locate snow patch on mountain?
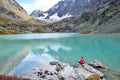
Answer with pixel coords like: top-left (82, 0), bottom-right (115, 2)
top-left (30, 0), bottom-right (90, 22)
top-left (49, 13), bottom-right (72, 21)
top-left (37, 13), bottom-right (72, 22)
top-left (38, 13), bottom-right (48, 21)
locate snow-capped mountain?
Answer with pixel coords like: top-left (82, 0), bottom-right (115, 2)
top-left (30, 0), bottom-right (89, 22)
top-left (46, 0), bottom-right (89, 16)
top-left (30, 10), bottom-right (45, 17)
top-left (30, 0), bottom-right (109, 22)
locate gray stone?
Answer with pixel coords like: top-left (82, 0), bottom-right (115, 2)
top-left (89, 60), bottom-right (105, 69)
top-left (23, 60), bottom-right (105, 80)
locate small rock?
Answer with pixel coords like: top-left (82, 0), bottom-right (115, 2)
top-left (50, 61), bottom-right (59, 65)
top-left (44, 70), bottom-right (49, 74)
top-left (50, 72), bottom-right (53, 75)
top-left (41, 75), bottom-right (46, 78)
top-left (58, 75), bottom-right (65, 80)
top-left (37, 72), bottom-right (42, 76)
top-left (54, 72), bottom-right (58, 75)
top-left (50, 61), bottom-right (63, 70)
top-left (56, 66), bottom-right (61, 72)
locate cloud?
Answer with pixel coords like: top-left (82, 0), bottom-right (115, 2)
top-left (19, 0), bottom-right (61, 14)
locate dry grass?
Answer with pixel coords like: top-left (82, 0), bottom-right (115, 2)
top-left (10, 7), bottom-right (30, 20)
top-left (80, 30), bottom-right (93, 34)
top-left (0, 75), bottom-right (30, 80)
top-left (0, 26), bottom-right (19, 34)
top-left (0, 0), bottom-right (30, 20)
top-left (0, 16), bottom-right (46, 34)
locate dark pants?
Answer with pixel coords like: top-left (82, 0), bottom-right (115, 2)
top-left (81, 64), bottom-right (84, 67)
top-left (78, 61), bottom-right (84, 67)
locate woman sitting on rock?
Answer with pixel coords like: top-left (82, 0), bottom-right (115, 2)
top-left (79, 57), bottom-right (85, 67)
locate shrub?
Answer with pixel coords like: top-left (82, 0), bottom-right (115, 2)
top-left (0, 75), bottom-right (30, 80)
top-left (87, 74), bottom-right (100, 80)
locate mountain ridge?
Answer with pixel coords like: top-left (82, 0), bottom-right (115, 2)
top-left (30, 0), bottom-right (109, 22)
top-left (30, 0), bottom-right (89, 21)
top-left (43, 0), bottom-right (120, 34)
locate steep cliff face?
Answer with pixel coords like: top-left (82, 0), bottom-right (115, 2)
top-left (0, 0), bottom-right (30, 20)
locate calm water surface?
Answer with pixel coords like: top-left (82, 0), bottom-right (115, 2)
top-left (0, 33), bottom-right (120, 80)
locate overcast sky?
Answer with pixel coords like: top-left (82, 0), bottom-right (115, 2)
top-left (16, 0), bottom-right (61, 14)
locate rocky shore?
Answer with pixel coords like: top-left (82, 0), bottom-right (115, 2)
top-left (20, 60), bottom-right (107, 80)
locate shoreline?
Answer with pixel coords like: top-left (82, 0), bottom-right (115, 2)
top-left (1, 59), bottom-right (120, 80)
top-left (9, 60), bottom-right (107, 80)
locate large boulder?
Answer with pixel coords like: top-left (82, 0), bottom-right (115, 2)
top-left (89, 60), bottom-right (106, 69)
top-left (70, 63), bottom-right (104, 80)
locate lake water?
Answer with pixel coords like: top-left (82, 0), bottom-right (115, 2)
top-left (0, 33), bottom-right (120, 80)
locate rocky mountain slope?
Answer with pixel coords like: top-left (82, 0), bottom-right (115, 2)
top-left (0, 0), bottom-right (46, 34)
top-left (30, 10), bottom-right (45, 18)
top-left (0, 0), bottom-right (120, 34)
top-left (0, 0), bottom-right (30, 20)
top-left (30, 0), bottom-right (89, 21)
top-left (44, 0), bottom-right (120, 34)
top-left (30, 0), bottom-right (109, 22)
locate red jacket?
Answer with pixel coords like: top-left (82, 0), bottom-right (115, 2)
top-left (80, 58), bottom-right (85, 64)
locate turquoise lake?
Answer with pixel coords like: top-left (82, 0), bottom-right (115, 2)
top-left (0, 33), bottom-right (120, 80)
